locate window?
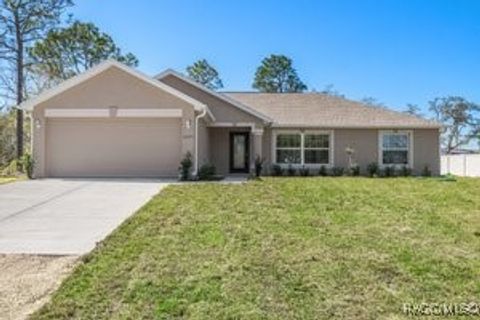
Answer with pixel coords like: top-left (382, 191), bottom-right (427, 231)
top-left (380, 131), bottom-right (412, 166)
top-left (304, 134), bottom-right (330, 164)
top-left (274, 131), bottom-right (331, 165)
top-left (276, 134), bottom-right (301, 164)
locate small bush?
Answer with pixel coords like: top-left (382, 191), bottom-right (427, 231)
top-left (254, 156), bottom-right (265, 177)
top-left (198, 163), bottom-right (217, 181)
top-left (422, 165), bottom-right (432, 177)
top-left (383, 166), bottom-right (396, 177)
top-left (178, 152), bottom-right (193, 181)
top-left (299, 166), bottom-right (310, 176)
top-left (272, 164), bottom-right (283, 176)
top-left (22, 153), bottom-right (34, 179)
top-left (318, 165), bottom-right (327, 176)
top-left (332, 167), bottom-right (344, 176)
top-left (366, 162), bottom-right (379, 177)
top-left (287, 165), bottom-right (296, 176)
top-left (349, 165), bottom-right (360, 176)
top-left (442, 173), bottom-right (456, 182)
top-left (400, 165), bottom-right (412, 177)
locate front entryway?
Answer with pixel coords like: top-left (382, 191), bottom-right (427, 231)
top-left (230, 132), bottom-right (249, 173)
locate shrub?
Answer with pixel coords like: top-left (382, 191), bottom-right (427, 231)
top-left (0, 112), bottom-right (16, 169)
top-left (1, 159), bottom-right (19, 176)
top-left (254, 156), bottom-right (265, 177)
top-left (287, 165), bottom-right (296, 176)
top-left (22, 153), bottom-right (34, 179)
top-left (299, 166), bottom-right (310, 176)
top-left (383, 166), bottom-right (395, 177)
top-left (198, 163), bottom-right (217, 181)
top-left (366, 162), bottom-right (379, 177)
top-left (442, 173), bottom-right (456, 182)
top-left (332, 167), bottom-right (344, 176)
top-left (178, 152), bottom-right (193, 181)
top-left (349, 164), bottom-right (360, 176)
top-left (422, 165), bottom-right (432, 177)
top-left (400, 165), bottom-right (412, 177)
top-left (318, 165), bottom-right (327, 176)
top-left (272, 164), bottom-right (283, 176)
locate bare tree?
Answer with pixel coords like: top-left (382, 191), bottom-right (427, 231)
top-left (429, 96), bottom-right (480, 153)
top-left (361, 96), bottom-right (385, 108)
top-left (320, 84), bottom-right (345, 98)
top-left (0, 0), bottom-right (72, 158)
top-left (404, 103), bottom-right (423, 117)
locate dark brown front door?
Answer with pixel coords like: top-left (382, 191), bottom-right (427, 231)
top-left (230, 132), bottom-right (249, 173)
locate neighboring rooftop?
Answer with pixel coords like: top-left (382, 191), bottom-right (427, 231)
top-left (223, 92), bottom-right (442, 128)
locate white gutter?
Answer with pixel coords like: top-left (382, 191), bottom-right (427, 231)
top-left (193, 106), bottom-right (207, 176)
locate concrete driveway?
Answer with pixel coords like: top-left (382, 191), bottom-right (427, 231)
top-left (0, 179), bottom-right (171, 255)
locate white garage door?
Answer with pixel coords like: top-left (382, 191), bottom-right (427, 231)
top-left (46, 118), bottom-right (182, 177)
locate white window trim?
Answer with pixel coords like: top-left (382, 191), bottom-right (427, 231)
top-left (272, 130), bottom-right (334, 167)
top-left (378, 130), bottom-right (414, 167)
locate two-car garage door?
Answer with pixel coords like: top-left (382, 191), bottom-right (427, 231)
top-left (45, 118), bottom-right (181, 177)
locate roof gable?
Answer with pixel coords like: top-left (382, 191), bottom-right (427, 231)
top-left (18, 60), bottom-right (208, 112)
top-left (155, 69), bottom-right (273, 123)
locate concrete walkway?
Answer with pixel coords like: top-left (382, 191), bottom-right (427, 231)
top-left (0, 179), bottom-right (171, 255)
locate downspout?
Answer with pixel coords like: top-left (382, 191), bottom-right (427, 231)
top-left (193, 106), bottom-right (207, 176)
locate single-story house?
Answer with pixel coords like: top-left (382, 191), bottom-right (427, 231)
top-left (18, 60), bottom-right (442, 178)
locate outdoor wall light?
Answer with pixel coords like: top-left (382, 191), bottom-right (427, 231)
top-left (185, 119), bottom-right (192, 129)
top-left (35, 118), bottom-right (41, 129)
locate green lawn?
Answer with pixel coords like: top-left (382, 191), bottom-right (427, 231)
top-left (32, 178), bottom-right (480, 319)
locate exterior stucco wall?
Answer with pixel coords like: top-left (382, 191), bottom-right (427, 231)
top-left (413, 129), bottom-right (440, 175)
top-left (160, 75), bottom-right (264, 125)
top-left (262, 128), bottom-right (272, 165)
top-left (334, 129), bottom-right (378, 169)
top-left (197, 118), bottom-right (210, 168)
top-left (259, 127), bottom-right (440, 175)
top-left (32, 66), bottom-right (195, 178)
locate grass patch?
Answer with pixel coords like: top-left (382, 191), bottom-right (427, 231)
top-left (31, 178), bottom-right (480, 319)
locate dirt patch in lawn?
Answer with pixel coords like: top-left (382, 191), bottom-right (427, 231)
top-left (0, 254), bottom-right (78, 320)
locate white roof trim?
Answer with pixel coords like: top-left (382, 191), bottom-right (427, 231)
top-left (155, 68), bottom-right (273, 123)
top-left (18, 59), bottom-right (209, 113)
top-left (271, 124), bottom-right (442, 129)
top-left (204, 107), bottom-right (216, 122)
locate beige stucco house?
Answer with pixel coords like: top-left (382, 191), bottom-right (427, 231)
top-left (18, 60), bottom-right (441, 178)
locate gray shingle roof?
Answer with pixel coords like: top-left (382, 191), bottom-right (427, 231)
top-left (223, 92), bottom-right (441, 128)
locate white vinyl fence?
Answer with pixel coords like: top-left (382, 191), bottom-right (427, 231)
top-left (441, 154), bottom-right (480, 177)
